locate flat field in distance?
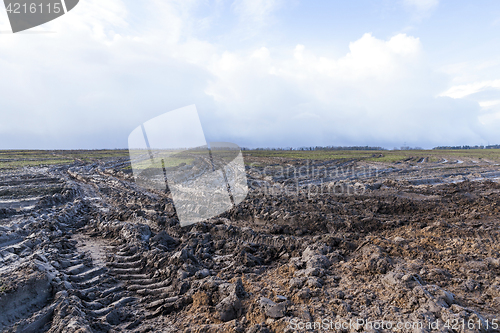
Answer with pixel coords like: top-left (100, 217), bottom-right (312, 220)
top-left (243, 148), bottom-right (500, 164)
top-left (0, 149), bottom-right (129, 169)
top-left (2, 148), bottom-right (499, 169)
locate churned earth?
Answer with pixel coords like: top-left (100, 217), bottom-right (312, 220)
top-left (1, 151), bottom-right (500, 332)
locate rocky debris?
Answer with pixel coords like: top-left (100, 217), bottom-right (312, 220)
top-left (275, 295), bottom-right (287, 302)
top-left (150, 230), bottom-right (179, 251)
top-left (288, 277), bottom-right (305, 289)
top-left (216, 294), bottom-right (242, 322)
top-left (209, 278), bottom-right (246, 322)
top-left (259, 297), bottom-right (288, 318)
top-left (246, 324), bottom-right (271, 333)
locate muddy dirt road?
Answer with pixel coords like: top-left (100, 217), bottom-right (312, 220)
top-left (1, 155), bottom-right (500, 332)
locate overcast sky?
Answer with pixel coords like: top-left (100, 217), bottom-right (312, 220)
top-left (1, 0), bottom-right (500, 149)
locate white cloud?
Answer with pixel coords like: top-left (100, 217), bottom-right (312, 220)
top-left (403, 0), bottom-right (439, 12)
top-left (232, 0), bottom-right (283, 26)
top-left (229, 0), bottom-right (286, 39)
top-left (479, 100), bottom-right (500, 108)
top-left (439, 80), bottom-right (500, 99)
top-left (0, 0), bottom-right (494, 149)
top-left (0, 0), bottom-right (220, 148)
top-left (204, 33), bottom-right (422, 108)
top-left (251, 46), bottom-right (270, 59)
top-left (293, 112), bottom-right (320, 120)
top-left (438, 78), bottom-right (500, 142)
top-left (202, 33), bottom-right (487, 148)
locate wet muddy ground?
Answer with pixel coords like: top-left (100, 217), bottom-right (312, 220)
top-left (1, 154), bottom-right (500, 332)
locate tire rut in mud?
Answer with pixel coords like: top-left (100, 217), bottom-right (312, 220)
top-left (2, 157), bottom-right (500, 332)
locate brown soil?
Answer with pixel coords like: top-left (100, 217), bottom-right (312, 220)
top-left (0, 156), bottom-right (499, 332)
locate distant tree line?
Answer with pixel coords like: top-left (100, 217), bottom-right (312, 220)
top-left (241, 146), bottom-right (386, 151)
top-left (395, 146), bottom-right (423, 150)
top-left (432, 145), bottom-right (500, 150)
top-left (241, 144), bottom-right (500, 151)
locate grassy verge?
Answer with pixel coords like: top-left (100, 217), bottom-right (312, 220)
top-left (0, 159), bottom-right (75, 169)
top-left (243, 149), bottom-right (500, 163)
top-left (0, 149), bottom-right (129, 169)
top-left (2, 148), bottom-right (500, 170)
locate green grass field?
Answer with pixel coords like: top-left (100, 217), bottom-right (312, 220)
top-left (243, 149), bottom-right (500, 163)
top-left (0, 150), bottom-right (129, 169)
top-left (1, 149), bottom-right (500, 170)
